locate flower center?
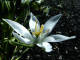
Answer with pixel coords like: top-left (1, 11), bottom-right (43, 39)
top-left (32, 20), bottom-right (44, 37)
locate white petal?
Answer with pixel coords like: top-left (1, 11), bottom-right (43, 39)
top-left (21, 0), bottom-right (27, 3)
top-left (21, 0), bottom-right (32, 3)
top-left (52, 34), bottom-right (76, 42)
top-left (12, 32), bottom-right (33, 44)
top-left (43, 14), bottom-right (62, 34)
top-left (29, 13), bottom-right (40, 32)
top-left (3, 19), bottom-right (32, 39)
top-left (38, 33), bottom-right (47, 43)
top-left (44, 34), bottom-right (76, 42)
top-left (36, 0), bottom-right (42, 4)
top-left (37, 42), bottom-right (52, 52)
top-left (43, 36), bottom-right (55, 42)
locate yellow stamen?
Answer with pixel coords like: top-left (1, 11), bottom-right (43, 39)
top-left (32, 24), bottom-right (44, 37)
top-left (32, 32), bottom-right (40, 37)
top-left (32, 19), bottom-right (45, 37)
top-left (35, 20), bottom-right (38, 32)
top-left (40, 24), bottom-right (44, 33)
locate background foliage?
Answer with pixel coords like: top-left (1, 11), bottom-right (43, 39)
top-left (0, 0), bottom-right (80, 60)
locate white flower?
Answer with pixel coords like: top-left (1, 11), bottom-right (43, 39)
top-left (21, 0), bottom-right (32, 3)
top-left (36, 0), bottom-right (43, 4)
top-left (3, 13), bottom-right (76, 52)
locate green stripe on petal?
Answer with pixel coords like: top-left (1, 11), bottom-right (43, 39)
top-left (29, 13), bottom-right (40, 32)
top-left (43, 14), bottom-right (62, 34)
top-left (12, 32), bottom-right (33, 44)
top-left (3, 19), bottom-right (32, 39)
top-left (44, 34), bottom-right (76, 42)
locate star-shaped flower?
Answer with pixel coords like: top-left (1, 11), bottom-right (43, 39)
top-left (3, 13), bottom-right (76, 52)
